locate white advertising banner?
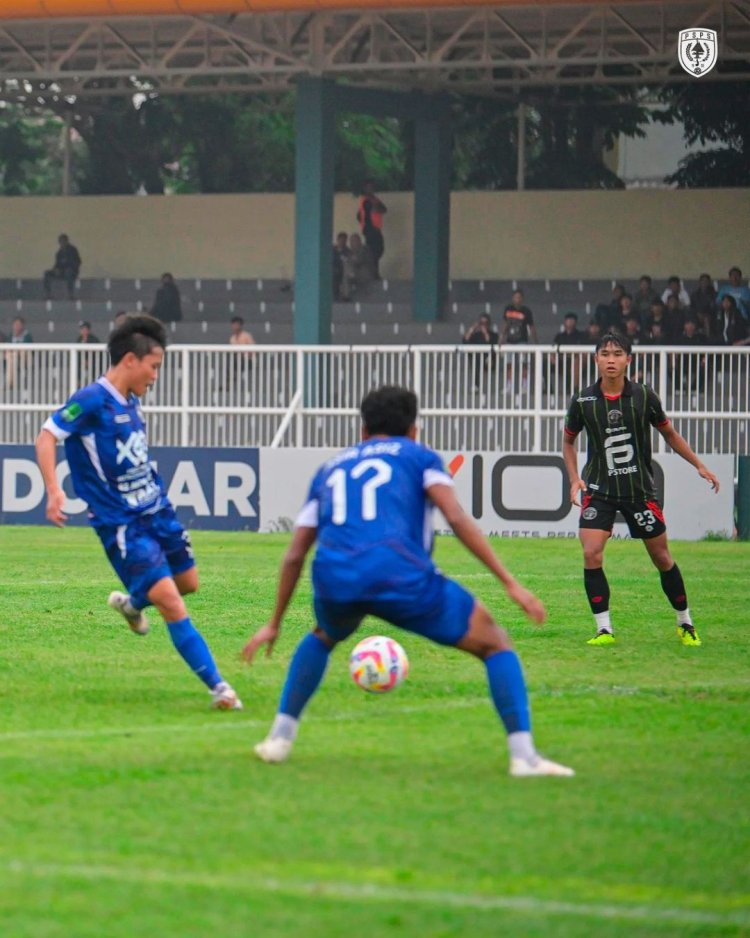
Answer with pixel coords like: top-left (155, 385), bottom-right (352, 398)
top-left (259, 449), bottom-right (735, 541)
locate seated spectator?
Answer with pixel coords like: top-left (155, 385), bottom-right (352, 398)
top-left (43, 233), bottom-right (81, 300)
top-left (77, 321), bottom-right (100, 344)
top-left (689, 273), bottom-right (717, 323)
top-left (716, 266), bottom-right (750, 320)
top-left (332, 232), bottom-right (350, 301)
top-left (661, 275), bottom-right (690, 310)
top-left (586, 321), bottom-right (603, 345)
top-left (671, 317), bottom-right (709, 393)
top-left (645, 299), bottom-right (675, 342)
top-left (463, 313), bottom-right (498, 390)
top-left (665, 294), bottom-right (686, 340)
top-left (593, 283), bottom-right (625, 331)
top-left (555, 312), bottom-right (586, 346)
top-left (347, 233), bottom-right (376, 295)
top-left (151, 273), bottom-right (182, 322)
top-left (623, 315), bottom-right (645, 346)
top-left (612, 294), bottom-right (638, 335)
top-left (676, 316), bottom-right (707, 347)
top-left (717, 294), bottom-right (750, 346)
top-left (646, 320), bottom-right (669, 346)
top-left (6, 316), bottom-right (32, 390)
top-left (501, 289), bottom-right (538, 344)
top-left (632, 275), bottom-right (659, 322)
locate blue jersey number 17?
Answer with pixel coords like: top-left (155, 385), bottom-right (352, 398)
top-left (326, 458), bottom-right (393, 525)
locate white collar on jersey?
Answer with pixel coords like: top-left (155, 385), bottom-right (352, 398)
top-left (97, 375), bottom-right (129, 406)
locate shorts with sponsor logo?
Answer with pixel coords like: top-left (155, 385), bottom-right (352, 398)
top-left (92, 505), bottom-right (195, 608)
top-left (579, 493), bottom-right (666, 540)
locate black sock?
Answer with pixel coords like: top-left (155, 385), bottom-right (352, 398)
top-left (584, 567), bottom-right (610, 615)
top-left (660, 563), bottom-right (688, 611)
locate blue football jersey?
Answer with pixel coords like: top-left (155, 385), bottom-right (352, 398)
top-left (43, 376), bottom-right (167, 525)
top-left (297, 437), bottom-right (453, 602)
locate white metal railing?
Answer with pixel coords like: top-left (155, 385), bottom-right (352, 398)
top-left (1, 343), bottom-right (748, 456)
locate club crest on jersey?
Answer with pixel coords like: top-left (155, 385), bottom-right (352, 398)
top-left (678, 29), bottom-right (718, 77)
top-left (608, 409), bottom-right (623, 425)
top-left (582, 506), bottom-right (598, 520)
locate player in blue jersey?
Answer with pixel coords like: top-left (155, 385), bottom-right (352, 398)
top-left (242, 386), bottom-right (573, 776)
top-left (35, 313), bottom-right (242, 710)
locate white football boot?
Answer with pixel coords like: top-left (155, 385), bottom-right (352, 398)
top-left (510, 756), bottom-right (575, 777)
top-left (108, 591), bottom-right (149, 636)
top-left (254, 736), bottom-right (294, 764)
top-left (210, 681), bottom-right (243, 711)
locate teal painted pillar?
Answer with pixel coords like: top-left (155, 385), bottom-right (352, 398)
top-left (413, 115), bottom-right (450, 322)
top-left (294, 78), bottom-right (336, 345)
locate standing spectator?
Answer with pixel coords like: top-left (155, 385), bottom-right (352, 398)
top-left (716, 267), bottom-right (750, 320)
top-left (347, 234), bottom-right (376, 295)
top-left (593, 283), bottom-right (625, 332)
top-left (43, 233), bottom-right (81, 300)
top-left (356, 180), bottom-right (387, 278)
top-left (661, 276), bottom-right (690, 310)
top-left (689, 273), bottom-right (717, 323)
top-left (151, 273), bottom-right (182, 322)
top-left (332, 232), bottom-right (350, 301)
top-left (553, 313), bottom-right (586, 395)
top-left (229, 316), bottom-right (255, 349)
top-left (77, 321), bottom-right (100, 344)
top-left (6, 316), bottom-right (32, 390)
top-left (500, 289), bottom-right (538, 344)
top-left (632, 275), bottom-right (659, 323)
top-left (463, 313), bottom-right (498, 391)
top-left (718, 295), bottom-right (750, 346)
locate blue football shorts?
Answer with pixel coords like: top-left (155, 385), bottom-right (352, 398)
top-left (313, 573), bottom-right (476, 647)
top-left (92, 505), bottom-right (195, 608)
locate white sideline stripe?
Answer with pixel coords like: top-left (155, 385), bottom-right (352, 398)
top-left (5, 860), bottom-right (747, 928)
top-left (0, 698), bottom-right (488, 743)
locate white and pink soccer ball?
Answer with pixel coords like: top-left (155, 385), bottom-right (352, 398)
top-left (349, 635), bottom-right (409, 693)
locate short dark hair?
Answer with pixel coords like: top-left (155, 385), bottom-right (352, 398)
top-left (596, 332), bottom-right (632, 355)
top-left (564, 312), bottom-right (578, 321)
top-left (360, 386), bottom-right (417, 437)
top-left (639, 275), bottom-right (652, 285)
top-left (668, 275), bottom-right (680, 285)
top-left (108, 313), bottom-right (167, 365)
top-left (729, 266), bottom-right (742, 276)
top-left (230, 316), bottom-right (244, 326)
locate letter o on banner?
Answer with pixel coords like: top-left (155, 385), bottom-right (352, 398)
top-left (491, 455), bottom-right (570, 522)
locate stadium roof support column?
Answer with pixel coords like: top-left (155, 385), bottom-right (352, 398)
top-left (294, 77), bottom-right (336, 345)
top-left (413, 112), bottom-right (450, 322)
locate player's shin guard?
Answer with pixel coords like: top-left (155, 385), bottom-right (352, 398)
top-left (166, 617), bottom-right (222, 689)
top-left (660, 563), bottom-right (688, 611)
top-left (278, 632), bottom-right (331, 720)
top-left (484, 650), bottom-right (531, 736)
top-left (584, 567), bottom-right (610, 614)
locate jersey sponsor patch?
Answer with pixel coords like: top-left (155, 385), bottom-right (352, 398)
top-left (115, 414), bottom-right (131, 424)
top-left (61, 402), bottom-right (83, 422)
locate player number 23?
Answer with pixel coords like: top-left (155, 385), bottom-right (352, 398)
top-left (327, 458), bottom-right (393, 525)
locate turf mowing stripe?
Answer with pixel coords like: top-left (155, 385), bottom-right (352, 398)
top-left (5, 860), bottom-right (747, 928)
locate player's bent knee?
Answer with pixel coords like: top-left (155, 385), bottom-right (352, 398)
top-left (456, 603), bottom-right (512, 660)
top-left (313, 627), bottom-right (338, 650)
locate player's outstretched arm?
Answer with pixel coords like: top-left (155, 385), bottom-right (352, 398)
top-left (241, 525), bottom-right (318, 663)
top-left (658, 424), bottom-right (720, 492)
top-left (35, 428), bottom-right (67, 526)
top-left (427, 484), bottom-right (545, 624)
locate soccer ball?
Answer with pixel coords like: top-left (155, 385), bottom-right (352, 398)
top-left (349, 636), bottom-right (409, 693)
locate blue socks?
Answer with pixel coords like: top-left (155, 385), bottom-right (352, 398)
top-left (484, 649), bottom-right (531, 735)
top-left (167, 617), bottom-right (222, 689)
top-left (279, 633), bottom-right (331, 719)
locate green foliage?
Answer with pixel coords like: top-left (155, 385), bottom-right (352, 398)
top-left (1, 527), bottom-right (748, 936)
top-left (0, 104), bottom-right (67, 195)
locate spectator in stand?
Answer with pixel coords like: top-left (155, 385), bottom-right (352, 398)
top-left (647, 320), bottom-right (669, 346)
top-left (151, 273), bottom-right (182, 322)
top-left (690, 273), bottom-right (717, 323)
top-left (632, 275), bottom-right (659, 323)
top-left (332, 232), bottom-right (350, 301)
top-left (6, 316), bottom-right (32, 390)
top-left (77, 321), bottom-right (100, 344)
top-left (43, 234), bottom-right (82, 300)
top-left (347, 234), bottom-right (377, 298)
top-left (593, 283), bottom-right (625, 332)
top-left (229, 316), bottom-right (255, 349)
top-left (646, 299), bottom-right (673, 343)
top-left (661, 276), bottom-right (690, 310)
top-left (229, 316), bottom-right (255, 392)
top-left (586, 321), bottom-right (603, 345)
top-left (553, 312), bottom-right (586, 395)
top-left (612, 294), bottom-right (638, 335)
top-left (717, 267), bottom-right (750, 320)
top-left (623, 315), bottom-right (644, 346)
top-left (718, 295), bottom-right (750, 346)
top-left (463, 313), bottom-right (498, 391)
top-left (500, 289), bottom-right (538, 344)
top-left (356, 180), bottom-right (387, 279)
top-left (665, 294), bottom-right (686, 342)
top-left (671, 317), bottom-right (709, 393)
top-left (556, 312), bottom-right (586, 347)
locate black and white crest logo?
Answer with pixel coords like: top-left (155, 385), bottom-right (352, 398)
top-left (678, 29), bottom-right (718, 77)
top-left (582, 507), bottom-right (598, 521)
top-left (608, 409), bottom-right (623, 425)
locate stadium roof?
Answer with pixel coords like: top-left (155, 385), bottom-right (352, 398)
top-left (1, 0), bottom-right (749, 97)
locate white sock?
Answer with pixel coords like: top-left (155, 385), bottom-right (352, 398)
top-left (508, 731), bottom-right (537, 763)
top-left (594, 611), bottom-right (613, 633)
top-left (123, 597), bottom-right (140, 616)
top-left (676, 608), bottom-right (692, 626)
top-left (270, 713), bottom-right (299, 741)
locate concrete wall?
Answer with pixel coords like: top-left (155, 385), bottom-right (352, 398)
top-left (2, 189), bottom-right (746, 281)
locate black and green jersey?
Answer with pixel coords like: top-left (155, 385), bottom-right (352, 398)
top-left (564, 377), bottom-right (669, 500)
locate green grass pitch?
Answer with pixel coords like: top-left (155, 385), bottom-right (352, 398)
top-left (1, 526), bottom-right (748, 937)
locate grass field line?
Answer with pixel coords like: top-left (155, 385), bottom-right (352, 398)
top-left (5, 859), bottom-right (748, 927)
